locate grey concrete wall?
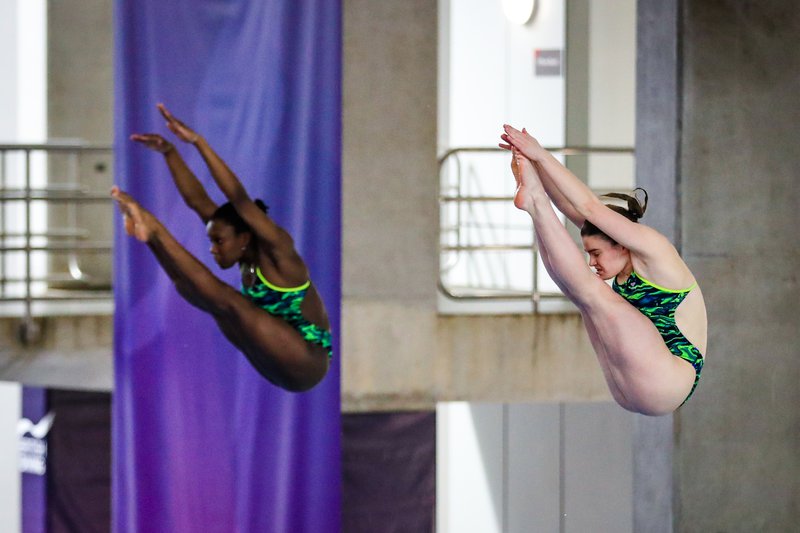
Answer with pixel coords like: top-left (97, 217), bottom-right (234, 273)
top-left (47, 0), bottom-right (114, 286)
top-left (677, 1), bottom-right (800, 530)
top-left (341, 0), bottom-right (440, 410)
top-left (344, 310), bottom-right (610, 410)
top-left (342, 0), bottom-right (439, 304)
top-left (638, 0), bottom-right (800, 530)
top-left (0, 315), bottom-right (112, 390)
top-left (48, 0), bottom-right (113, 144)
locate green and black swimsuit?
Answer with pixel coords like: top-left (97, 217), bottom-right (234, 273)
top-left (241, 267), bottom-right (333, 358)
top-left (612, 271), bottom-right (704, 402)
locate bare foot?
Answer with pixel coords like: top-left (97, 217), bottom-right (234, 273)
top-left (111, 186), bottom-right (157, 242)
top-left (511, 150), bottom-right (542, 212)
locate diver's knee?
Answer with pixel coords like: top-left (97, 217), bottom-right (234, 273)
top-left (281, 355), bottom-right (329, 392)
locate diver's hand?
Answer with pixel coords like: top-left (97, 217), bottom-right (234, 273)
top-left (130, 133), bottom-right (174, 154)
top-left (158, 103), bottom-right (201, 144)
top-left (500, 125), bottom-right (546, 162)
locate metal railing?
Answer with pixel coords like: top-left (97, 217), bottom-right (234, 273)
top-left (439, 146), bottom-right (635, 311)
top-left (0, 142), bottom-right (114, 341)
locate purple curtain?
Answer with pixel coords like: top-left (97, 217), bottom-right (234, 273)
top-left (46, 390), bottom-right (111, 533)
top-left (342, 412), bottom-right (436, 532)
top-left (112, 2), bottom-right (341, 532)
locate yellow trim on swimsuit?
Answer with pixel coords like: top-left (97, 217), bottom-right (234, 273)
top-left (633, 272), bottom-right (697, 294)
top-left (255, 268), bottom-right (311, 293)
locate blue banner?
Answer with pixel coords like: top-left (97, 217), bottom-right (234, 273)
top-left (113, 1), bottom-right (341, 531)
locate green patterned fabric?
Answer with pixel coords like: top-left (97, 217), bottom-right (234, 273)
top-left (612, 271), bottom-right (704, 402)
top-left (241, 268), bottom-right (332, 358)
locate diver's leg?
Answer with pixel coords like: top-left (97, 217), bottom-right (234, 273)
top-left (534, 226), bottom-right (635, 409)
top-left (514, 159), bottom-right (603, 307)
top-left (579, 300), bottom-right (695, 415)
top-left (214, 302), bottom-right (329, 392)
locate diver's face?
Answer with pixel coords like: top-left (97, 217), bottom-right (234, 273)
top-left (582, 235), bottom-right (629, 280)
top-left (206, 219), bottom-right (249, 269)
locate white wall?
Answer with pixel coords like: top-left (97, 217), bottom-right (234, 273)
top-left (437, 402), bottom-right (633, 532)
top-left (437, 403), bottom-right (504, 533)
top-left (0, 0), bottom-right (46, 141)
top-left (14, 0), bottom-right (47, 142)
top-left (0, 0), bottom-right (18, 141)
top-left (0, 381), bottom-right (21, 533)
top-left (441, 0), bottom-right (565, 149)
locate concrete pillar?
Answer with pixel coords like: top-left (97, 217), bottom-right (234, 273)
top-left (634, 1), bottom-right (681, 531)
top-left (341, 0), bottom-right (440, 409)
top-left (637, 0), bottom-right (800, 530)
top-left (678, 0), bottom-right (800, 530)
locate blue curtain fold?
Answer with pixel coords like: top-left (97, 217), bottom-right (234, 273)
top-left (113, 2), bottom-right (341, 532)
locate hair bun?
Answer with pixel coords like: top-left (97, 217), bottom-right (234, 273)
top-left (603, 188), bottom-right (648, 221)
top-left (254, 199), bottom-right (270, 214)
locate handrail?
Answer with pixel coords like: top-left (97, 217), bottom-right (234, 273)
top-left (0, 142), bottom-right (113, 343)
top-left (0, 141), bottom-right (111, 150)
top-left (438, 145), bottom-right (635, 310)
top-left (438, 145), bottom-right (636, 162)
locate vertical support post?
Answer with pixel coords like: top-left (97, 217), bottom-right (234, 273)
top-left (0, 150), bottom-right (6, 296)
top-left (19, 147), bottom-right (40, 344)
top-left (24, 148), bottom-right (32, 331)
top-left (634, 1), bottom-right (682, 531)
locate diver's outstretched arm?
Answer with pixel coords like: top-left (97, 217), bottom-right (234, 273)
top-left (157, 104), bottom-right (291, 252)
top-left (158, 103), bottom-right (245, 202)
top-left (130, 131), bottom-right (218, 222)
